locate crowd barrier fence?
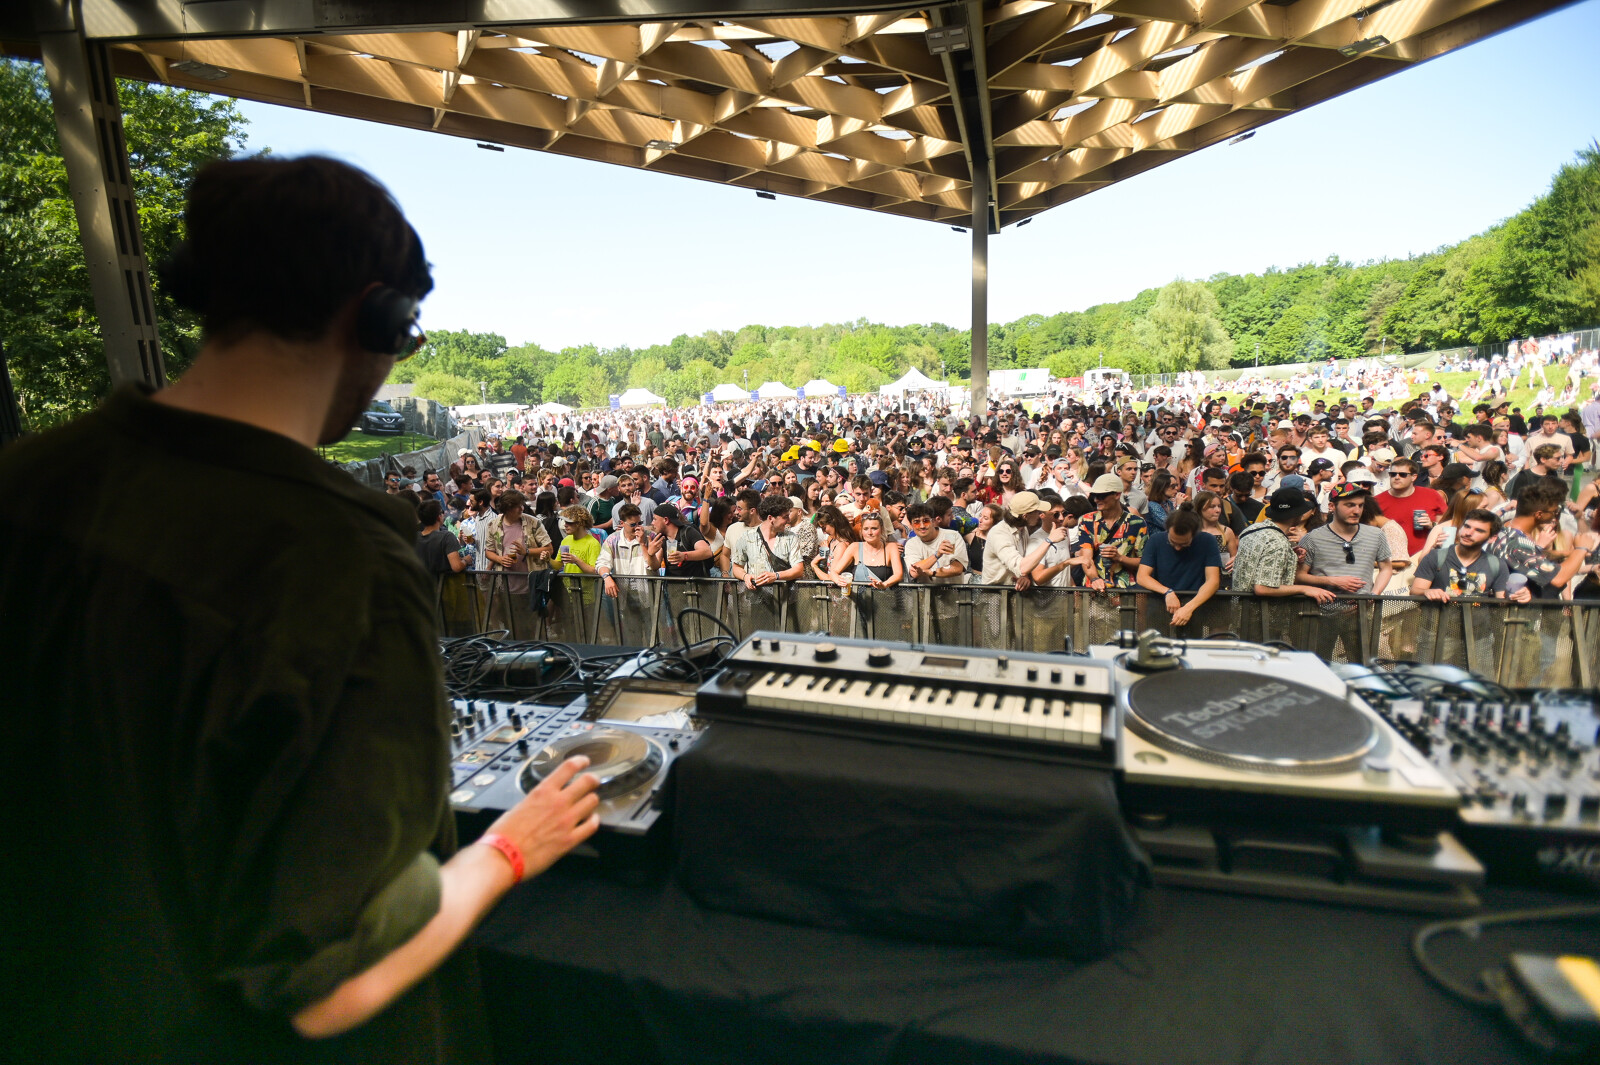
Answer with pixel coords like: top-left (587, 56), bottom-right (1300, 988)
top-left (434, 572), bottom-right (1599, 691)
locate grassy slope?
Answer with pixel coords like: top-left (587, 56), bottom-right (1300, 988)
top-left (1198, 366), bottom-right (1581, 419)
top-left (318, 429), bottom-right (439, 464)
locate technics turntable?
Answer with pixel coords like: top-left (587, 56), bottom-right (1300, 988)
top-left (1096, 631), bottom-right (1483, 913)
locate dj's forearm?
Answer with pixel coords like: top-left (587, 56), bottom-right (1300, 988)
top-left (291, 845), bottom-right (513, 1039)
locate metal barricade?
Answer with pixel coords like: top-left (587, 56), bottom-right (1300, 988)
top-left (433, 573), bottom-right (1600, 684)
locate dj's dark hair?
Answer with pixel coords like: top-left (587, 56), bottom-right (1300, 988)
top-left (162, 155), bottom-right (432, 345)
top-left (416, 500), bottom-right (443, 527)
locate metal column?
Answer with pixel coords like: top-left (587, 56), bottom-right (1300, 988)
top-left (37, 1), bottom-right (166, 388)
top-left (969, 155), bottom-right (989, 421)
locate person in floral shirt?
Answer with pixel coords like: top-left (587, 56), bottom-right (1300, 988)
top-left (1075, 473), bottom-right (1148, 589)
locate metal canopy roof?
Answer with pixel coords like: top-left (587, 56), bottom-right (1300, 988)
top-left (10, 0), bottom-right (1570, 231)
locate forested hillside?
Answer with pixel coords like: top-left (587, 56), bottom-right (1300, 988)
top-left (394, 144), bottom-right (1599, 408)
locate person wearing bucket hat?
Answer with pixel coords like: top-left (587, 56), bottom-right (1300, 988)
top-left (1076, 473), bottom-right (1148, 591)
top-left (980, 491), bottom-right (1056, 589)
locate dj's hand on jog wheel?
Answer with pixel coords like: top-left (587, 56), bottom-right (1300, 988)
top-left (486, 756), bottom-right (602, 880)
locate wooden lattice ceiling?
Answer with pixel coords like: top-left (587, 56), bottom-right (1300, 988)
top-left (89, 0), bottom-right (1565, 227)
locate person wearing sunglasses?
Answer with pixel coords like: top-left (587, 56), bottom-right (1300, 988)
top-left (0, 156), bottom-right (603, 1058)
top-left (1295, 482), bottom-right (1396, 663)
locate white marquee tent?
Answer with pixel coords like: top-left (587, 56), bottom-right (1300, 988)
top-left (879, 367), bottom-right (948, 394)
top-left (618, 388), bottom-right (667, 407)
top-left (536, 401), bottom-right (573, 414)
top-left (800, 378), bottom-right (840, 395)
top-left (710, 382), bottom-right (751, 402)
top-left (756, 381), bottom-right (797, 399)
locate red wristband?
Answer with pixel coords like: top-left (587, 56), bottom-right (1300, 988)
top-left (478, 833), bottom-right (524, 884)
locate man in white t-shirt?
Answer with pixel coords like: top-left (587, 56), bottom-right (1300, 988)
top-left (902, 502), bottom-right (967, 584)
top-left (1300, 425), bottom-right (1344, 468)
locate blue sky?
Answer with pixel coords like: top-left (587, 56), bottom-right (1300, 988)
top-left (232, 0), bottom-right (1600, 352)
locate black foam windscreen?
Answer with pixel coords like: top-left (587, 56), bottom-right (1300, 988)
top-left (355, 285), bottom-right (418, 355)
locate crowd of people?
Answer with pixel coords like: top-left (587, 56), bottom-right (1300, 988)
top-left (394, 347), bottom-right (1600, 668)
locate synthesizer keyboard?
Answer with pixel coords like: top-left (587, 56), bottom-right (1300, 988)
top-left (696, 631), bottom-right (1118, 766)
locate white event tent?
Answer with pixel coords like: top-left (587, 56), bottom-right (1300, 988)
top-left (535, 401), bottom-right (573, 414)
top-left (879, 367), bottom-right (948, 394)
top-left (617, 388), bottom-right (667, 407)
top-left (800, 378), bottom-right (839, 395)
top-left (710, 382), bottom-right (751, 402)
top-left (756, 381), bottom-right (797, 399)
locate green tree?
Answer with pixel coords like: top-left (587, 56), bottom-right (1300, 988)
top-left (1, 59), bottom-right (249, 429)
top-left (1133, 280), bottom-right (1234, 371)
top-left (408, 371), bottom-right (482, 406)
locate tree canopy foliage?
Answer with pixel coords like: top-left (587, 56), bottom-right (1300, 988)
top-left (1, 60), bottom-right (248, 429)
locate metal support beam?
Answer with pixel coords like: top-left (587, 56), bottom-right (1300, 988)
top-left (38, 1), bottom-right (166, 388)
top-left (969, 155), bottom-right (989, 421)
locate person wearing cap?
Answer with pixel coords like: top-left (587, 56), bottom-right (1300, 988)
top-left (645, 502), bottom-right (713, 578)
top-left (586, 473), bottom-right (623, 533)
top-left (1231, 490), bottom-right (1337, 605)
top-left (981, 491), bottom-right (1058, 590)
top-left (1076, 473), bottom-right (1149, 591)
top-left (1297, 482), bottom-right (1395, 663)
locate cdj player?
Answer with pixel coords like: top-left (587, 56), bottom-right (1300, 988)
top-left (447, 653), bottom-right (706, 856)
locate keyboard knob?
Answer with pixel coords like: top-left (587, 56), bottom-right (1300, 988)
top-left (768, 638), bottom-right (780, 651)
top-left (1050, 670), bottom-right (1061, 684)
top-left (997, 655), bottom-right (1009, 669)
top-left (1074, 671), bottom-right (1087, 685)
top-left (813, 643), bottom-right (838, 662)
top-left (1026, 667), bottom-right (1038, 681)
top-left (867, 648), bottom-right (893, 667)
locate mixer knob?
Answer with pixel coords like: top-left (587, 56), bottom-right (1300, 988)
top-left (997, 655), bottom-right (1009, 669)
top-left (1050, 669), bottom-right (1061, 684)
top-left (1544, 794), bottom-right (1567, 820)
top-left (1026, 667), bottom-right (1038, 681)
top-left (866, 648), bottom-right (893, 668)
top-left (1580, 795), bottom-right (1600, 821)
top-left (516, 739), bottom-right (529, 757)
top-left (769, 638), bottom-right (780, 652)
top-left (1511, 793), bottom-right (1528, 815)
top-left (812, 643), bottom-right (838, 662)
top-left (1074, 671), bottom-right (1087, 685)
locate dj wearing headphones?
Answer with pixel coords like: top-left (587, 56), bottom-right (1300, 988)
top-left (0, 156), bottom-right (599, 1063)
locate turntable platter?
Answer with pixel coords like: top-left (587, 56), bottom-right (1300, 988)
top-left (1123, 669), bottom-right (1377, 775)
top-left (521, 726), bottom-right (665, 799)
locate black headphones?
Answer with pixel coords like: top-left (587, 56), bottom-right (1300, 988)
top-left (355, 285), bottom-right (420, 357)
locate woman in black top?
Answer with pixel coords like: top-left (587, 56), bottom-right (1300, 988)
top-left (967, 503), bottom-right (1003, 581)
top-left (534, 490), bottom-right (562, 547)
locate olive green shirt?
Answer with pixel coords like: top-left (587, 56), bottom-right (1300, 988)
top-left (1, 385), bottom-right (483, 1064)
